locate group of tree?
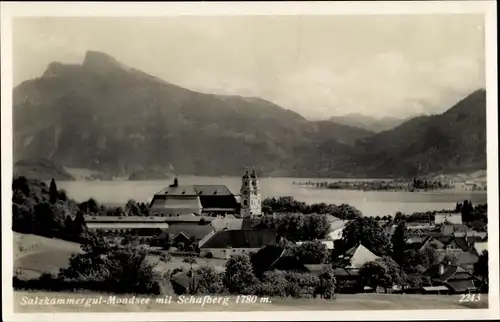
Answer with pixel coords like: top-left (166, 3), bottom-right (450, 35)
top-left (173, 253), bottom-right (336, 299)
top-left (261, 196), bottom-right (362, 220)
top-left (79, 198), bottom-right (150, 217)
top-left (411, 178), bottom-right (450, 191)
top-left (254, 213), bottom-right (330, 241)
top-left (339, 217), bottom-right (392, 256)
top-left (456, 200), bottom-right (487, 224)
top-left (14, 234), bottom-right (164, 294)
top-left (12, 176), bottom-right (89, 243)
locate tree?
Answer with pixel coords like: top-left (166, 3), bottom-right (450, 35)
top-left (49, 178), bottom-right (59, 204)
top-left (391, 221), bottom-right (406, 264)
top-left (73, 211), bottom-right (87, 237)
top-left (296, 240), bottom-right (330, 264)
top-left (60, 237), bottom-right (161, 294)
top-left (341, 217), bottom-right (392, 256)
top-left (224, 253), bottom-right (259, 294)
top-left (317, 266), bottom-right (336, 299)
top-left (196, 266), bottom-right (224, 294)
top-left (125, 199), bottom-right (140, 216)
top-left (474, 251), bottom-right (488, 285)
top-left (359, 257), bottom-right (403, 293)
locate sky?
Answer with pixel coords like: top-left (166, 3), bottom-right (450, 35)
top-left (12, 15), bottom-right (485, 120)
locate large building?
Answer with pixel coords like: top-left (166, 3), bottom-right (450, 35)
top-left (149, 170), bottom-right (262, 218)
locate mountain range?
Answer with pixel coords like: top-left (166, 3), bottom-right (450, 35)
top-left (328, 113), bottom-right (417, 133)
top-left (13, 51), bottom-right (486, 180)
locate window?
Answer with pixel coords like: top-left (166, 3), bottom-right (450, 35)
top-left (243, 199), bottom-right (248, 206)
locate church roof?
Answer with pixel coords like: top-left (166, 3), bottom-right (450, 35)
top-left (157, 185), bottom-right (234, 196)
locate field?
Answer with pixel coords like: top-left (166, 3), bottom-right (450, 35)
top-left (13, 233), bottom-right (227, 279)
top-left (13, 291), bottom-right (488, 312)
top-left (14, 233), bottom-right (83, 279)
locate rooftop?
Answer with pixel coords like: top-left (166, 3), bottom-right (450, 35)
top-left (157, 185), bottom-right (234, 196)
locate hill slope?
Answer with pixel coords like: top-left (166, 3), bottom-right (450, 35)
top-left (353, 89), bottom-right (487, 177)
top-left (13, 51), bottom-right (371, 178)
top-left (14, 158), bottom-right (75, 181)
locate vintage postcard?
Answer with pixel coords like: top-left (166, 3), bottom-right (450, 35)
top-left (1, 1), bottom-right (498, 321)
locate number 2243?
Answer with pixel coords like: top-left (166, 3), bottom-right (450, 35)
top-left (459, 294), bottom-right (481, 302)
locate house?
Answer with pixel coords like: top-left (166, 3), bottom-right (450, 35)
top-left (332, 244), bottom-right (380, 269)
top-left (199, 229), bottom-right (278, 259)
top-left (435, 213), bottom-right (462, 225)
top-left (435, 249), bottom-right (479, 269)
top-left (424, 263), bottom-right (482, 294)
top-left (163, 224), bottom-right (215, 250)
top-left (325, 220), bottom-right (348, 241)
top-left (84, 215), bottom-right (169, 236)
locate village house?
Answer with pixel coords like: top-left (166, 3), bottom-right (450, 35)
top-left (423, 263), bottom-right (482, 294)
top-left (199, 229), bottom-right (277, 259)
top-left (161, 224), bottom-right (215, 250)
top-left (331, 244), bottom-right (381, 292)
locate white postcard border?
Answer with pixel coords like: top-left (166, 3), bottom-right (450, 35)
top-left (1, 1), bottom-right (498, 321)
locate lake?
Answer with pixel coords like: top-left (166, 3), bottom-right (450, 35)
top-left (57, 176), bottom-right (488, 217)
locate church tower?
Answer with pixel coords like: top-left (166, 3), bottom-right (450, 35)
top-left (240, 168), bottom-right (262, 218)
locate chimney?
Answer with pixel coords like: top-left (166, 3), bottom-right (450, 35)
top-left (439, 263), bottom-right (445, 276)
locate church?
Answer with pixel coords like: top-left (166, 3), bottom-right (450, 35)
top-left (149, 169), bottom-right (262, 218)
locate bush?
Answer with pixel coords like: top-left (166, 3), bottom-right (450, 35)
top-left (196, 266), bottom-right (225, 294)
top-left (284, 272), bottom-right (320, 298)
top-left (224, 253), bottom-right (259, 294)
top-left (257, 271), bottom-right (288, 297)
top-left (59, 236), bottom-right (161, 294)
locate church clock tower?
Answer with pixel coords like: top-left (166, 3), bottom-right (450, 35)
top-left (240, 168), bottom-right (262, 218)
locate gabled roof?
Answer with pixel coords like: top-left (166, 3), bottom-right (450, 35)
top-left (200, 229), bottom-right (277, 249)
top-left (166, 224), bottom-right (214, 240)
top-left (304, 264), bottom-right (330, 275)
top-left (333, 244), bottom-right (379, 269)
top-left (251, 245), bottom-right (286, 272)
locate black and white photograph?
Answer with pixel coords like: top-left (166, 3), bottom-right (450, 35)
top-left (1, 1), bottom-right (498, 321)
